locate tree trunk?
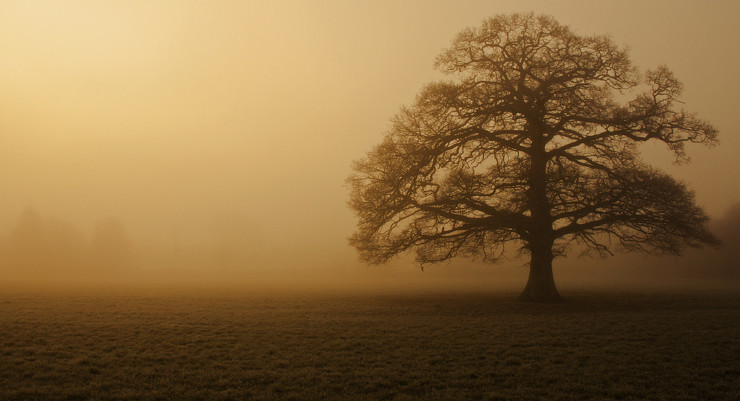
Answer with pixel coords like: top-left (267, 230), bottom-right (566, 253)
top-left (519, 243), bottom-right (562, 302)
top-left (521, 126), bottom-right (561, 302)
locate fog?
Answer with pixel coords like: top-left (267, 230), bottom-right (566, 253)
top-left (1, 0), bottom-right (739, 291)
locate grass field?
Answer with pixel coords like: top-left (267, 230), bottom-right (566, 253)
top-left (0, 286), bottom-right (738, 400)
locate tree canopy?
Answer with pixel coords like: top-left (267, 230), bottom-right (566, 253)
top-left (348, 13), bottom-right (718, 301)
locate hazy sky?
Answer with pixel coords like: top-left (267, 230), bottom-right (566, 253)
top-left (1, 0), bottom-right (738, 279)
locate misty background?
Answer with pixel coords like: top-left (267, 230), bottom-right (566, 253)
top-left (1, 0), bottom-right (738, 289)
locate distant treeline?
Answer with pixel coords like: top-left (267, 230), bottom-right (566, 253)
top-left (0, 209), bottom-right (132, 276)
top-left (0, 208), bottom-right (271, 280)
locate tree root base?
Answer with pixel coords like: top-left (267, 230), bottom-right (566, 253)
top-left (518, 288), bottom-right (563, 303)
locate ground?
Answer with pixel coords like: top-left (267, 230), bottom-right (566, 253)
top-left (0, 286), bottom-right (738, 400)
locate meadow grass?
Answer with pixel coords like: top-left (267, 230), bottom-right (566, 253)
top-left (0, 286), bottom-right (738, 400)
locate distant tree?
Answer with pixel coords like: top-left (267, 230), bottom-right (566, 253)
top-left (348, 14), bottom-right (719, 301)
top-left (89, 219), bottom-right (132, 270)
top-left (701, 203), bottom-right (740, 279)
top-left (3, 208), bottom-right (85, 274)
top-left (4, 209), bottom-right (46, 271)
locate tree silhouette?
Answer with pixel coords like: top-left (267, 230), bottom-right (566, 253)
top-left (348, 14), bottom-right (719, 301)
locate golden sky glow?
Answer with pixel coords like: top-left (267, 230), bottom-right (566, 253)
top-left (1, 0), bottom-right (738, 282)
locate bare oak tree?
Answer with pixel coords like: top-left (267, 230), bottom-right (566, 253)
top-left (348, 14), bottom-right (718, 302)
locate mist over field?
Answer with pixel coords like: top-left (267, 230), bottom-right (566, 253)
top-left (1, 0), bottom-right (739, 294)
